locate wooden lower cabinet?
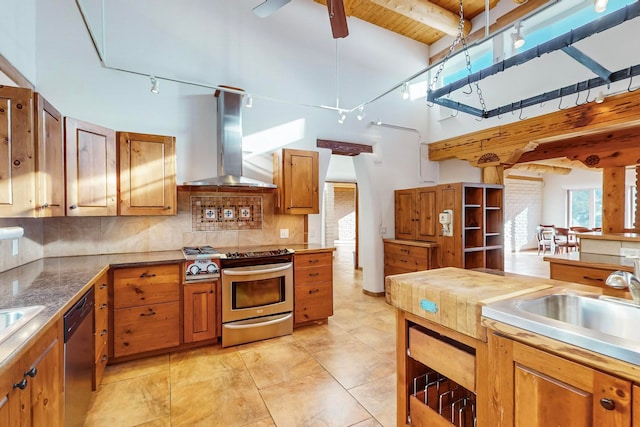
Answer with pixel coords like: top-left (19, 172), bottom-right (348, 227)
top-left (397, 310), bottom-right (486, 427)
top-left (93, 271), bottom-right (109, 389)
top-left (183, 281), bottom-right (218, 343)
top-left (294, 251), bottom-right (334, 326)
top-left (111, 264), bottom-right (181, 359)
top-left (488, 333), bottom-right (633, 426)
top-left (0, 320), bottom-right (63, 426)
top-left (383, 240), bottom-right (438, 302)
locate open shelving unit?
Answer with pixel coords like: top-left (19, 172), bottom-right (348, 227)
top-left (462, 184), bottom-right (504, 271)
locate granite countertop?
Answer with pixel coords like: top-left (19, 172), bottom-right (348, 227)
top-left (0, 251), bottom-right (183, 368)
top-left (543, 251), bottom-right (635, 272)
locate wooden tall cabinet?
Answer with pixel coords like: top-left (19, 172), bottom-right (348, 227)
top-left (118, 132), bottom-right (176, 216)
top-left (0, 86), bottom-right (36, 217)
top-left (273, 148), bottom-right (319, 214)
top-left (393, 183), bottom-right (504, 271)
top-left (394, 187), bottom-right (438, 241)
top-left (64, 117), bottom-right (117, 216)
top-left (34, 93), bottom-right (65, 217)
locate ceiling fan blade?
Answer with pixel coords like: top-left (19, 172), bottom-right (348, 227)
top-left (252, 0), bottom-right (291, 18)
top-left (327, 0), bottom-right (349, 38)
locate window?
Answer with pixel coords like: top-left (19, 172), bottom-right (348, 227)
top-left (568, 189), bottom-right (602, 228)
top-left (626, 185), bottom-right (637, 229)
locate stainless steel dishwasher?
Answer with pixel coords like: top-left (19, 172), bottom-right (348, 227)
top-left (64, 287), bottom-right (95, 427)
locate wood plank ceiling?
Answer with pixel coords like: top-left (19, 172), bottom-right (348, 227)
top-left (314, 0), bottom-right (499, 45)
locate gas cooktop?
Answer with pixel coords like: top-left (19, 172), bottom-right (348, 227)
top-left (182, 246), bottom-right (226, 260)
top-left (182, 246), bottom-right (295, 261)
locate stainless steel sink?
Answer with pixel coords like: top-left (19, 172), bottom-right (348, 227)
top-left (482, 291), bottom-right (640, 365)
top-left (0, 306), bottom-right (45, 345)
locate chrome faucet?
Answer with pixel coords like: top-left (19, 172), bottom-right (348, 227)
top-left (606, 257), bottom-right (640, 304)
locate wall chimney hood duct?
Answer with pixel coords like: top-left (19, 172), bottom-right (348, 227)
top-left (184, 88), bottom-right (276, 188)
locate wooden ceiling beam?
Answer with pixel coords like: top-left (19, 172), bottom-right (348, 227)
top-left (368, 0), bottom-right (471, 37)
top-left (317, 139), bottom-right (373, 156)
top-left (429, 90), bottom-right (640, 167)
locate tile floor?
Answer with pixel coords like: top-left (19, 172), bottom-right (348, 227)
top-left (84, 246), bottom-right (549, 427)
top-left (85, 245), bottom-right (397, 427)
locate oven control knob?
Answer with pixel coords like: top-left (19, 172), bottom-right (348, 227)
top-left (207, 263), bottom-right (218, 273)
top-left (188, 264), bottom-right (201, 275)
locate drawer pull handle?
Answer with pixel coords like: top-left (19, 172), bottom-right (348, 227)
top-left (140, 273), bottom-right (156, 278)
top-left (309, 259), bottom-right (319, 264)
top-left (400, 259), bottom-right (408, 263)
top-left (400, 249), bottom-right (409, 253)
top-left (309, 289), bottom-right (320, 294)
top-left (140, 310), bottom-right (157, 317)
top-left (100, 329), bottom-right (108, 336)
top-left (13, 379), bottom-right (27, 390)
top-left (309, 273), bottom-right (320, 277)
top-left (24, 367), bottom-right (37, 378)
top-left (100, 283), bottom-right (107, 289)
top-left (101, 355), bottom-right (108, 362)
top-left (419, 299), bottom-right (438, 313)
top-left (600, 398), bottom-right (615, 411)
top-left (583, 276), bottom-right (603, 282)
top-left (100, 303), bottom-right (108, 310)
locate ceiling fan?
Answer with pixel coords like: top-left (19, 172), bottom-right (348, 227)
top-left (252, 0), bottom-right (349, 38)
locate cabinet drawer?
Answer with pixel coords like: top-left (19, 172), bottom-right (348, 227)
top-left (95, 276), bottom-right (108, 307)
top-left (113, 265), bottom-right (180, 308)
top-left (295, 284), bottom-right (333, 323)
top-left (113, 301), bottom-right (180, 357)
top-left (409, 326), bottom-right (475, 393)
top-left (94, 342), bottom-right (108, 390)
top-left (550, 264), bottom-right (630, 298)
top-left (94, 315), bottom-right (109, 360)
top-left (384, 253), bottom-right (428, 271)
top-left (295, 252), bottom-right (332, 268)
top-left (385, 242), bottom-right (429, 259)
top-left (294, 265), bottom-right (332, 284)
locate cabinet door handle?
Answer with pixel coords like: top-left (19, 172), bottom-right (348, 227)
top-left (140, 273), bottom-right (156, 278)
top-left (583, 276), bottom-right (603, 282)
top-left (309, 273), bottom-right (320, 277)
top-left (600, 398), bottom-right (615, 411)
top-left (165, 206), bottom-right (172, 210)
top-left (100, 283), bottom-right (107, 289)
top-left (309, 289), bottom-right (320, 294)
top-left (100, 303), bottom-right (108, 310)
top-left (400, 249), bottom-right (409, 253)
top-left (13, 379), bottom-right (27, 390)
top-left (140, 310), bottom-right (157, 317)
top-left (69, 204), bottom-right (77, 210)
top-left (100, 329), bottom-right (108, 336)
top-left (100, 355), bottom-right (108, 363)
top-left (308, 259), bottom-right (319, 264)
top-left (24, 367), bottom-right (37, 378)
top-left (41, 202), bottom-right (49, 208)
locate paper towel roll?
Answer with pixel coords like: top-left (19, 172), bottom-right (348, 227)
top-left (0, 226), bottom-right (24, 240)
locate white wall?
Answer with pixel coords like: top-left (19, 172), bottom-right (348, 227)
top-left (1, 0), bottom-right (438, 292)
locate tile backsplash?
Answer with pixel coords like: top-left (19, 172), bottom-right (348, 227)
top-left (0, 189), bottom-right (304, 273)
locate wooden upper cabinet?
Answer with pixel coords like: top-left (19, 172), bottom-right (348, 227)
top-left (117, 132), bottom-right (176, 216)
top-left (64, 117), bottom-right (117, 216)
top-left (0, 86), bottom-right (36, 217)
top-left (394, 187), bottom-right (437, 241)
top-left (34, 93), bottom-right (65, 217)
top-left (273, 148), bottom-right (319, 215)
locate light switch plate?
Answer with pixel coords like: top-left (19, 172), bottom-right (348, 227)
top-left (12, 239), bottom-right (18, 256)
top-left (280, 229), bottom-right (289, 238)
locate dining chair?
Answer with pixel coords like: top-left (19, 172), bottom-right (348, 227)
top-left (536, 226), bottom-right (554, 255)
top-left (554, 227), bottom-right (579, 253)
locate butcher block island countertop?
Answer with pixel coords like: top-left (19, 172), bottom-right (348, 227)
top-left (386, 267), bottom-right (553, 341)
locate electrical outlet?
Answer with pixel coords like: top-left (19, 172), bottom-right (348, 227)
top-left (379, 226), bottom-right (387, 235)
top-left (279, 229), bottom-right (289, 239)
top-left (12, 239), bottom-right (18, 256)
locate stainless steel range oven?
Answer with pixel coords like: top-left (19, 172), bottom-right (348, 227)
top-left (221, 249), bottom-right (294, 347)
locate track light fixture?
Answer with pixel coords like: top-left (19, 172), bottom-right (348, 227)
top-left (511, 22), bottom-right (525, 49)
top-left (338, 112), bottom-right (346, 124)
top-left (245, 95), bottom-right (253, 108)
top-left (356, 106), bottom-right (366, 120)
top-left (150, 76), bottom-right (159, 94)
top-left (401, 82), bottom-right (410, 100)
top-left (595, 91), bottom-right (606, 103)
top-left (594, 0), bottom-right (608, 13)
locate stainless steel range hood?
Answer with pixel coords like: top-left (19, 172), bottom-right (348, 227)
top-left (184, 88), bottom-right (276, 188)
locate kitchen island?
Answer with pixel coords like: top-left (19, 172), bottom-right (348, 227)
top-left (386, 267), bottom-right (640, 426)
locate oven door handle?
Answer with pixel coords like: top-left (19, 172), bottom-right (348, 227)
top-left (222, 263), bottom-right (292, 276)
top-left (223, 313), bottom-right (292, 329)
